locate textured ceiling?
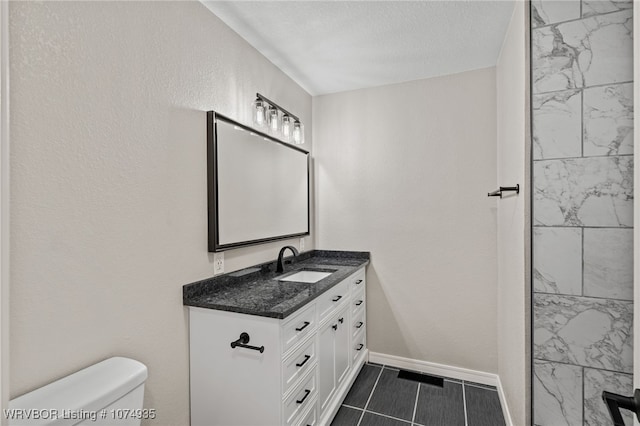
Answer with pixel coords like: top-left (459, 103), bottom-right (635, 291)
top-left (203, 1), bottom-right (516, 95)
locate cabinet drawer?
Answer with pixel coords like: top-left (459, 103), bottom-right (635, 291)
top-left (350, 269), bottom-right (365, 291)
top-left (352, 289), bottom-right (365, 316)
top-left (282, 303), bottom-right (316, 354)
top-left (295, 400), bottom-right (317, 426)
top-left (352, 330), bottom-right (366, 364)
top-left (283, 336), bottom-right (317, 395)
top-left (352, 309), bottom-right (365, 339)
top-left (317, 279), bottom-right (350, 324)
top-left (284, 367), bottom-right (317, 426)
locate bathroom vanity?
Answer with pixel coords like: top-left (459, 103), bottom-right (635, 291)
top-left (183, 250), bottom-right (369, 426)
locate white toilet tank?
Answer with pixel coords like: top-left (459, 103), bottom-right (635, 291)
top-left (7, 357), bottom-right (148, 426)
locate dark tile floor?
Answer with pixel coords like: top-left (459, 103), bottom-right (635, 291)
top-left (331, 363), bottom-right (506, 426)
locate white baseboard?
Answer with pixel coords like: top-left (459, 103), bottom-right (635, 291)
top-left (368, 352), bottom-right (513, 426)
top-left (368, 352), bottom-right (498, 385)
top-left (496, 376), bottom-right (514, 426)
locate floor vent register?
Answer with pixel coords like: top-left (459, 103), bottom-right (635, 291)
top-left (397, 369), bottom-right (444, 388)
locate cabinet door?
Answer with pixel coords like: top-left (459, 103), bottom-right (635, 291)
top-left (189, 308), bottom-right (281, 426)
top-left (318, 304), bottom-right (352, 416)
top-left (334, 305), bottom-right (350, 387)
top-left (318, 319), bottom-right (336, 413)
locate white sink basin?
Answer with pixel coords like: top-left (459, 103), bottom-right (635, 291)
top-left (278, 270), bottom-right (333, 283)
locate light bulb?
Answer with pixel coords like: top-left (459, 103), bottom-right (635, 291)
top-left (282, 115), bottom-right (292, 142)
top-left (252, 99), bottom-right (265, 127)
top-left (293, 121), bottom-right (304, 145)
top-left (268, 106), bottom-right (279, 134)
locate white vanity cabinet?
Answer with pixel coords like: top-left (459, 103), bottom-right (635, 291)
top-left (318, 303), bottom-right (350, 413)
top-left (188, 266), bottom-right (366, 426)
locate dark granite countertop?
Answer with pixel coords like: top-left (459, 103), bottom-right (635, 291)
top-left (183, 250), bottom-right (370, 319)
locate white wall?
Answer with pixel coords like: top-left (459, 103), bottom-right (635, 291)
top-left (313, 68), bottom-right (499, 373)
top-left (496, 3), bottom-right (530, 425)
top-left (9, 2), bottom-right (312, 425)
top-left (0, 1), bottom-right (8, 422)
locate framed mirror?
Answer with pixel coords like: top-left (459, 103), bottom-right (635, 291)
top-left (207, 112), bottom-right (310, 252)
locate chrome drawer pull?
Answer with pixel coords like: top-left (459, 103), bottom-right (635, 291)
top-left (296, 389), bottom-right (311, 404)
top-left (296, 355), bottom-right (311, 367)
top-left (295, 321), bottom-right (310, 332)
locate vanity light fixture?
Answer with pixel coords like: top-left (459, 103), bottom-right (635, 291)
top-left (252, 93), bottom-right (304, 145)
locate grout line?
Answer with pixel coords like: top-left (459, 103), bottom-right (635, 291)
top-left (580, 89), bottom-right (584, 158)
top-left (342, 404), bottom-right (363, 411)
top-left (532, 225), bottom-right (634, 229)
top-left (531, 357), bottom-right (633, 376)
top-left (341, 405), bottom-right (414, 426)
top-left (581, 227), bottom-right (585, 296)
top-left (411, 383), bottom-right (420, 424)
top-left (532, 290), bottom-right (634, 303)
top-left (532, 224), bottom-right (634, 229)
top-left (531, 79), bottom-right (634, 97)
top-left (531, 7), bottom-right (629, 30)
top-left (363, 409), bottom-right (412, 424)
top-left (532, 153), bottom-right (634, 162)
top-left (462, 381), bottom-right (469, 426)
top-left (582, 367), bottom-right (585, 424)
top-left (357, 365), bottom-right (384, 426)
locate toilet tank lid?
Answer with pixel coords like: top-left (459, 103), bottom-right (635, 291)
top-left (9, 357), bottom-right (147, 417)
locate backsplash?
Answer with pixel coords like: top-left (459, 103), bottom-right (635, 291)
top-left (531, 1), bottom-right (634, 425)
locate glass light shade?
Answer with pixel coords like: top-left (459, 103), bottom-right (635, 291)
top-left (292, 121), bottom-right (304, 145)
top-left (252, 99), bottom-right (266, 128)
top-left (282, 115), bottom-right (292, 142)
top-left (267, 106), bottom-right (280, 134)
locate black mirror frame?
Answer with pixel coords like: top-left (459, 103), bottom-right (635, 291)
top-left (207, 111), bottom-right (310, 252)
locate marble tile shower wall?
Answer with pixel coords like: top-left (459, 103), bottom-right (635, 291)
top-left (531, 1), bottom-right (634, 425)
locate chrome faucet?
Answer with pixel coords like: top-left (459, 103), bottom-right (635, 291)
top-left (276, 245), bottom-right (299, 273)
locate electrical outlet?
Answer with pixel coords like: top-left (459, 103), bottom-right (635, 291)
top-left (214, 252), bottom-right (224, 275)
top-left (300, 238), bottom-right (305, 252)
